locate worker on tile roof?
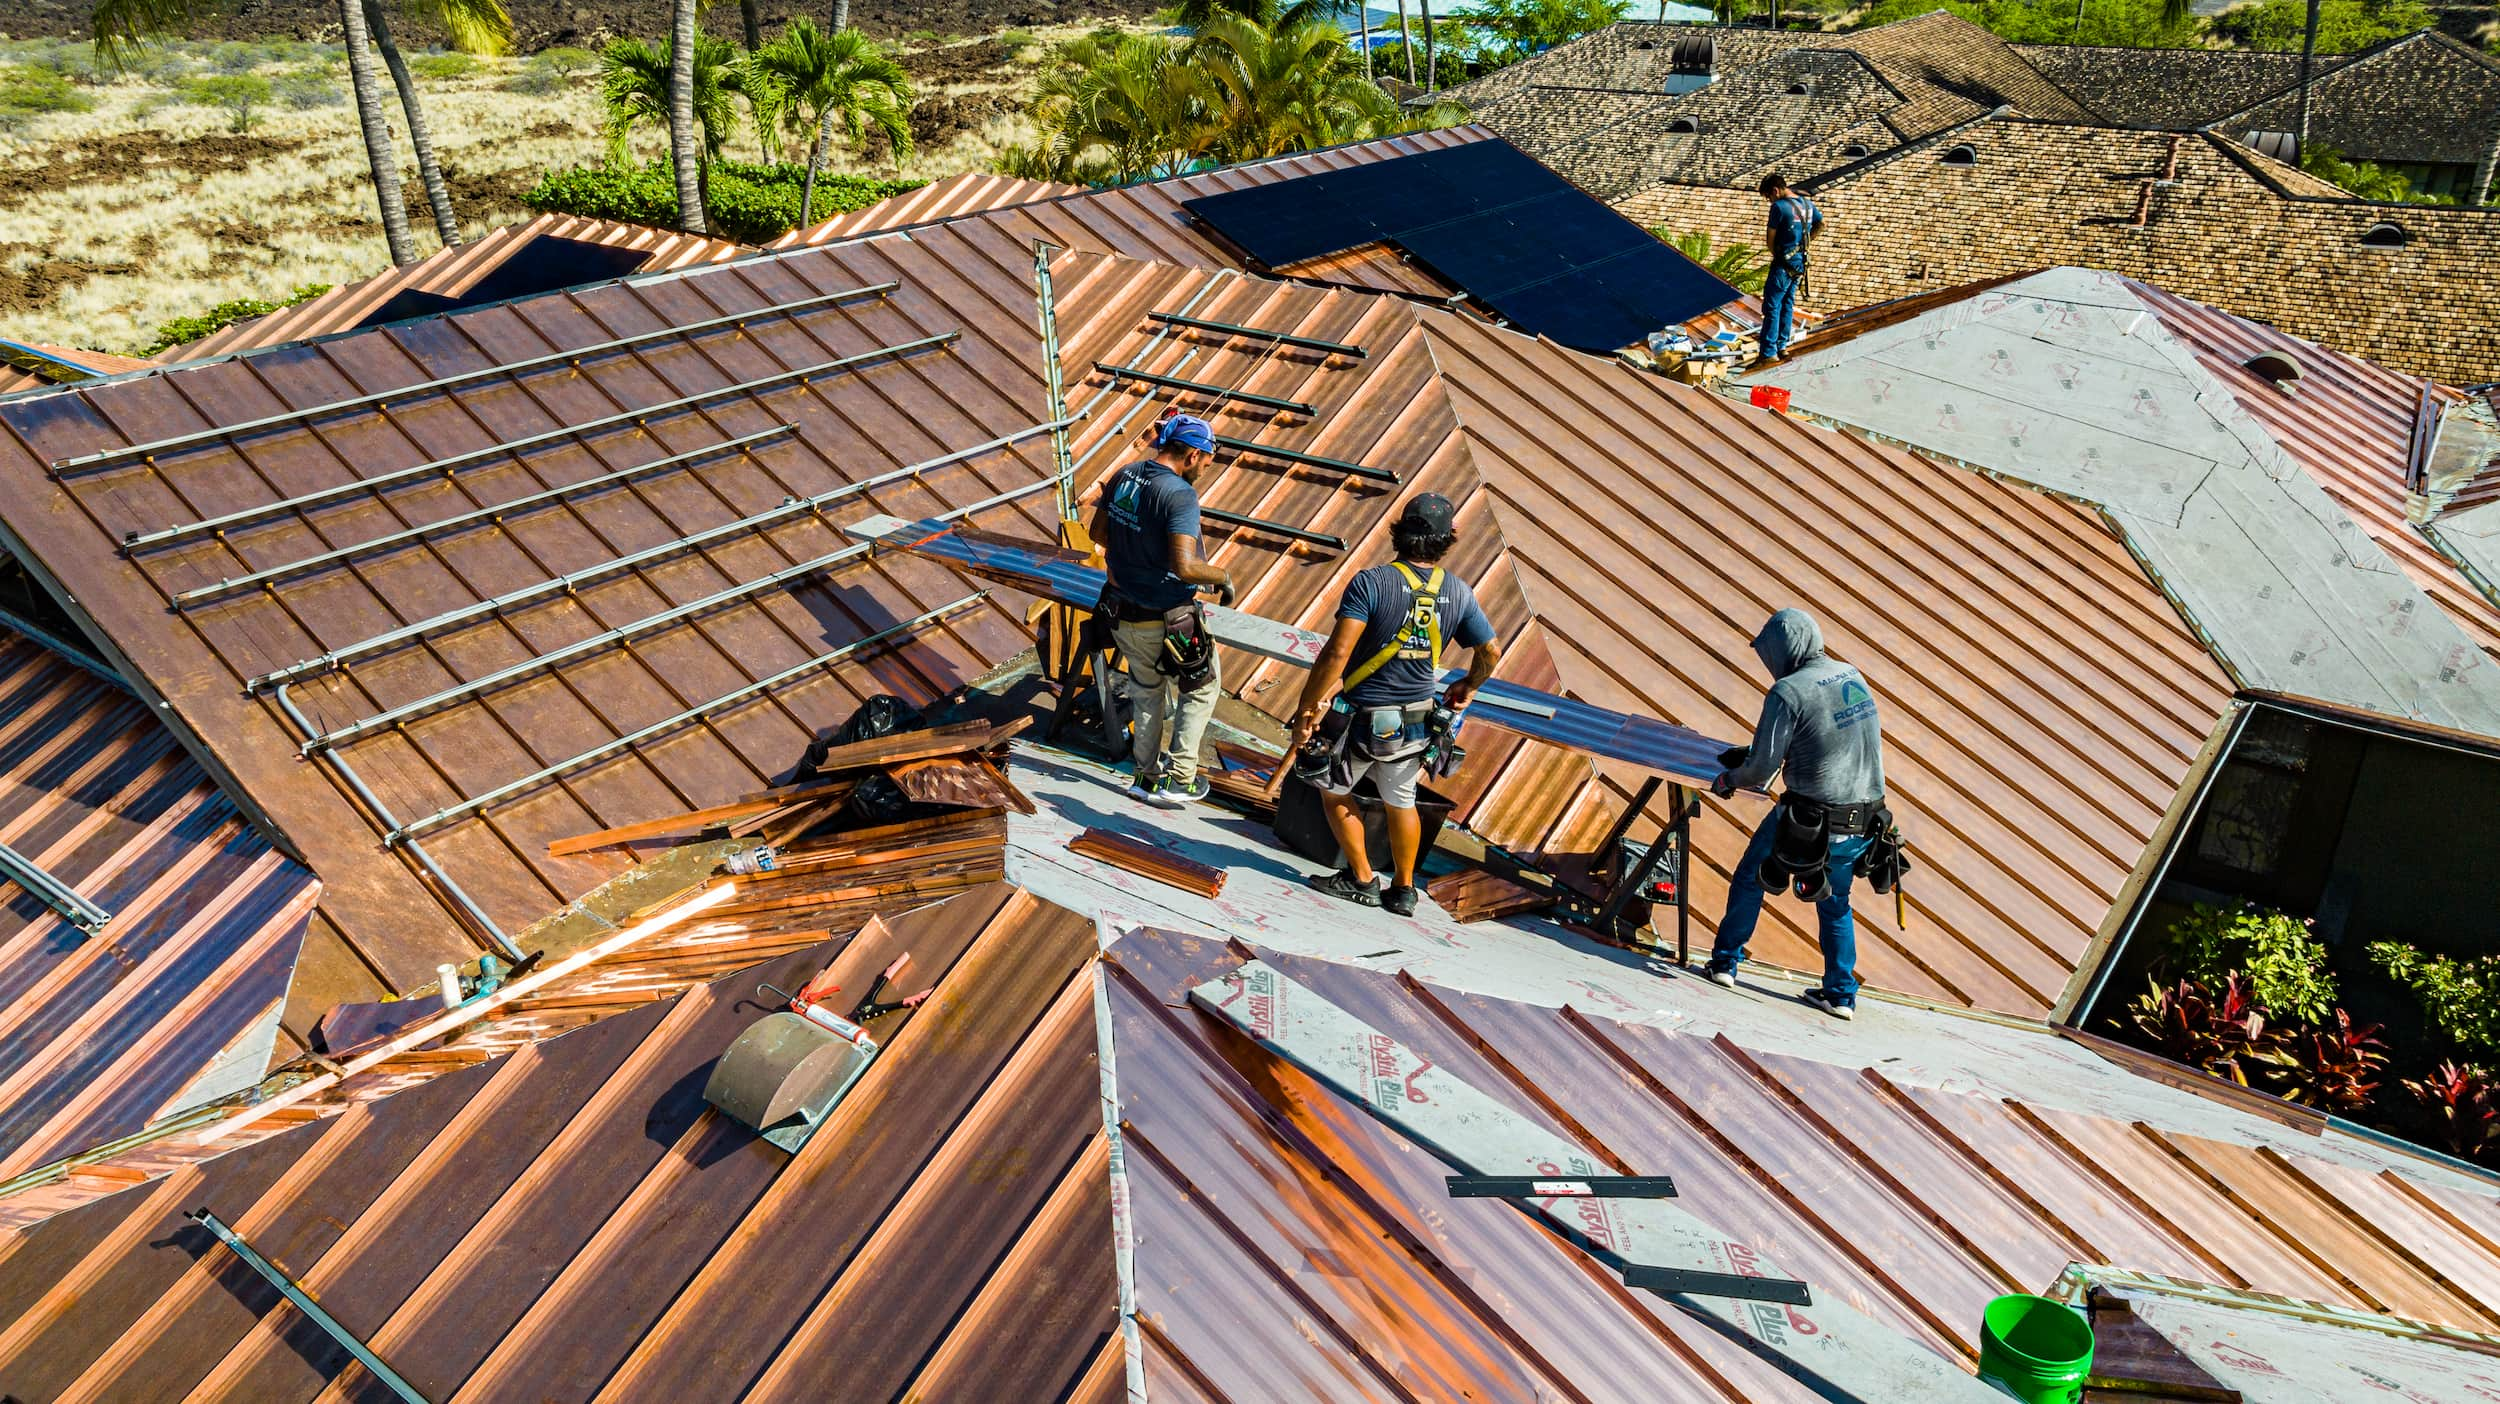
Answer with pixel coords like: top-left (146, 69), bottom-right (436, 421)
top-left (1091, 411), bottom-right (1236, 809)
top-left (1757, 173), bottom-right (1821, 366)
top-left (1289, 493), bottom-right (1504, 918)
top-left (1703, 608), bottom-right (1888, 1021)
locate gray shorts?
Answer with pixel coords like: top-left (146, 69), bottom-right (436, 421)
top-left (1322, 749), bottom-right (1424, 808)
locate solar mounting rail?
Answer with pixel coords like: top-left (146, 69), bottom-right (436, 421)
top-left (837, 515), bottom-right (1742, 784)
top-left (1090, 363), bottom-right (1314, 417)
top-left (51, 280), bottom-right (898, 476)
top-left (1145, 311), bottom-right (1368, 359)
top-left (1446, 1175), bottom-right (1677, 1198)
top-left (1192, 961), bottom-right (2005, 1402)
top-left (173, 424), bottom-right (797, 605)
top-left (246, 417), bottom-right (1071, 693)
top-left (0, 840), bottom-right (112, 933)
top-left (1213, 434), bottom-right (1397, 484)
top-left (1200, 507), bottom-right (1346, 550)
top-left (123, 330), bottom-right (960, 553)
top-left (186, 1208), bottom-right (431, 1404)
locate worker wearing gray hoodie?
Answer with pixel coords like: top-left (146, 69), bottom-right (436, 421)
top-left (1702, 608), bottom-right (1886, 1019)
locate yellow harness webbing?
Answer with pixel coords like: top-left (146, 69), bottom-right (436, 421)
top-left (1343, 563), bottom-right (1443, 690)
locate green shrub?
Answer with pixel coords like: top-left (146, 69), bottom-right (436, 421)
top-left (2370, 942), bottom-right (2500, 1056)
top-left (411, 51), bottom-right (481, 80)
top-left (204, 40), bottom-right (270, 74)
top-left (537, 45), bottom-right (599, 74)
top-left (2166, 902), bottom-right (2336, 1025)
top-left (183, 72), bottom-right (272, 132)
top-left (2300, 144), bottom-right (2455, 206)
top-left (2211, 0), bottom-right (2436, 53)
top-left (522, 158), bottom-right (923, 243)
top-left (144, 283), bottom-right (330, 355)
top-left (274, 66), bottom-right (344, 109)
top-left (0, 63), bottom-right (95, 130)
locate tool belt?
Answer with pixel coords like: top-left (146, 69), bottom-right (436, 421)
top-left (1759, 793), bottom-right (1886, 903)
top-left (1095, 584), bottom-right (1167, 625)
top-left (1293, 695), bottom-right (1446, 793)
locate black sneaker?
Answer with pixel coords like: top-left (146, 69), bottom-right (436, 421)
top-left (1381, 884), bottom-right (1419, 917)
top-left (1124, 766), bottom-right (1157, 803)
top-left (1309, 868), bottom-right (1383, 907)
top-left (1802, 988), bottom-right (1856, 1021)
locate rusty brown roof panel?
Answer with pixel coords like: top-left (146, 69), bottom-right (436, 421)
top-left (161, 214), bottom-right (753, 365)
top-left (0, 628), bottom-right (318, 1181)
top-left (771, 171), bottom-right (1086, 246)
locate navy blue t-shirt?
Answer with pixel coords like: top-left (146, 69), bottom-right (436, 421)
top-left (1767, 195), bottom-right (1821, 271)
top-left (1102, 460), bottom-right (1202, 612)
top-left (1337, 562), bottom-right (1495, 708)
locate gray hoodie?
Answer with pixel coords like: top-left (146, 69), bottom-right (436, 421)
top-left (1722, 609), bottom-right (1885, 803)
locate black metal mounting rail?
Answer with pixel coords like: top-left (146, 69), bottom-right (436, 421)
top-left (1624, 1263), bottom-right (1814, 1307)
top-left (1147, 311), bottom-right (1368, 359)
top-left (1201, 508), bottom-right (1345, 550)
top-left (124, 332), bottom-right (959, 554)
top-left (1445, 1175), bottom-right (1678, 1199)
top-left (52, 281), bottom-right (899, 476)
top-left (187, 1208), bottom-right (432, 1403)
top-left (1091, 363), bottom-right (1314, 416)
top-left (1212, 434), bottom-right (1398, 484)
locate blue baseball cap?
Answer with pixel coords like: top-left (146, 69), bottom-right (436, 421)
top-left (1155, 413), bottom-right (1216, 453)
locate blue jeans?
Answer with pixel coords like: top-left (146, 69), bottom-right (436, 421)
top-left (1708, 811), bottom-right (1873, 1001)
top-left (1761, 265), bottom-right (1802, 357)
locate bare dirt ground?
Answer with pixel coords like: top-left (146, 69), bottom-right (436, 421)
top-left (0, 22), bottom-right (1125, 355)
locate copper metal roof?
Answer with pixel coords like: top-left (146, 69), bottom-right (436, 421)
top-left (0, 878), bottom-right (1112, 1404)
top-left (773, 170), bottom-right (1085, 245)
top-left (157, 215), bottom-right (754, 365)
top-left (0, 343), bottom-right (153, 398)
top-left (0, 627), bottom-right (317, 1182)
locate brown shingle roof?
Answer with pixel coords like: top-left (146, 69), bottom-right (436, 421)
top-left (2219, 29), bottom-right (2500, 169)
top-left (2014, 43), bottom-right (2315, 127)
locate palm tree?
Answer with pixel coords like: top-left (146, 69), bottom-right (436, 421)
top-left (603, 33), bottom-right (741, 229)
top-left (750, 21), bottom-right (913, 226)
top-left (1653, 226), bottom-right (1766, 292)
top-left (365, 0), bottom-right (512, 248)
top-left (339, 0), bottom-right (420, 263)
top-left (1418, 0), bottom-right (1435, 90)
top-left (1015, 32), bottom-right (1215, 185)
top-left (740, 0), bottom-right (763, 49)
top-left (668, 0), bottom-right (706, 232)
top-left (2294, 0), bottom-right (2322, 154)
top-left (831, 0), bottom-right (852, 34)
top-left (1169, 0), bottom-right (1331, 26)
top-left (1396, 0), bottom-right (1416, 83)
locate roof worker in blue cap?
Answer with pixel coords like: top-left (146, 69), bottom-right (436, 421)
top-left (1290, 493), bottom-right (1503, 917)
top-left (1088, 410), bottom-right (1235, 808)
top-left (1702, 608), bottom-right (1892, 1021)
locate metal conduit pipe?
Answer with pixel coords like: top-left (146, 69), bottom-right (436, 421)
top-left (247, 416), bottom-right (1075, 694)
top-left (392, 592), bottom-right (985, 841)
top-left (272, 681), bottom-right (520, 959)
top-left (296, 473), bottom-right (1065, 755)
top-left (124, 332), bottom-right (960, 553)
top-left (0, 840), bottom-right (113, 933)
top-left (52, 281), bottom-right (899, 475)
top-left (175, 425), bottom-right (798, 605)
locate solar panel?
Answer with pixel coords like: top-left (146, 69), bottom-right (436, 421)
top-left (1184, 140), bottom-right (1738, 353)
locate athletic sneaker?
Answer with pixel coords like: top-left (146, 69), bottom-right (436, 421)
top-left (1147, 772), bottom-right (1209, 809)
top-left (1309, 868), bottom-right (1383, 907)
top-left (1381, 884), bottom-right (1419, 917)
top-left (1801, 988), bottom-right (1856, 1021)
top-left (1124, 767), bottom-right (1157, 803)
top-left (1703, 965), bottom-right (1738, 989)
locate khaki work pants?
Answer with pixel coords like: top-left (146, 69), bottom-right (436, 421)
top-left (1110, 619), bottom-right (1220, 786)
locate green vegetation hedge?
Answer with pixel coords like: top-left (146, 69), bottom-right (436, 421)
top-left (523, 159), bottom-right (923, 244)
top-left (145, 283), bottom-right (331, 355)
top-left (0, 63), bottom-right (94, 129)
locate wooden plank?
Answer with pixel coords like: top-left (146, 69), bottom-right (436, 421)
top-left (545, 781), bottom-right (858, 858)
top-left (784, 715), bottom-right (1031, 782)
top-left (1067, 829), bottom-right (1226, 898)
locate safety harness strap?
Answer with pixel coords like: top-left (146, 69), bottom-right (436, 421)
top-left (1343, 563), bottom-right (1444, 690)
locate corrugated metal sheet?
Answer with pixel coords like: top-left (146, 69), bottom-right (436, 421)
top-left (0, 878), bottom-right (1113, 1404)
top-left (0, 627), bottom-right (317, 1182)
top-left (0, 344), bottom-right (154, 398)
top-left (159, 215), bottom-right (753, 364)
top-left (1104, 925), bottom-right (2500, 1398)
top-left (772, 171), bottom-right (1085, 246)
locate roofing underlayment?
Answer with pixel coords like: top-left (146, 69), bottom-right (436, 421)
top-left (0, 626), bottom-right (316, 1182)
top-left (1746, 266), bottom-right (2500, 737)
top-left (6, 744), bottom-right (2500, 1402)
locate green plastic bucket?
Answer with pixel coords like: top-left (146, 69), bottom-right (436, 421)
top-left (1976, 1294), bottom-right (2094, 1403)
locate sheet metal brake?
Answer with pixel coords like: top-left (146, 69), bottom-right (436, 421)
top-left (838, 514), bottom-right (1741, 783)
top-left (1191, 960), bottom-right (2008, 1403)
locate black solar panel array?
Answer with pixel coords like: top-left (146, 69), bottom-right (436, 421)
top-left (1182, 141), bottom-right (1738, 352)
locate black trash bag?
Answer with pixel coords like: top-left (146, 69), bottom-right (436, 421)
top-left (798, 694), bottom-right (926, 827)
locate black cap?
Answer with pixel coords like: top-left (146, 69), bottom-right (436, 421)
top-left (1397, 492), bottom-right (1457, 536)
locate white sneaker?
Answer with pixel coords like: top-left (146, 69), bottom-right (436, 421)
top-left (1802, 989), bottom-right (1856, 1021)
top-left (1704, 967), bottom-right (1737, 989)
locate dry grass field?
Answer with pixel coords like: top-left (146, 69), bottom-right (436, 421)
top-left (0, 28), bottom-right (1093, 356)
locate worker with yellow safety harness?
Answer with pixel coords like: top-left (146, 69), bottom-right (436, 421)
top-left (1291, 494), bottom-right (1504, 917)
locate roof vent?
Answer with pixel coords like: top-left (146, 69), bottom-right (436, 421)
top-left (2240, 129), bottom-right (2297, 164)
top-left (2359, 221), bottom-right (2407, 249)
top-left (2244, 350), bottom-right (2302, 393)
top-left (1840, 142), bottom-right (1870, 158)
top-left (1785, 81), bottom-right (1810, 95)
top-left (1671, 34), bottom-right (1714, 74)
top-left (1940, 144), bottom-right (1977, 166)
top-left (1636, 39), bottom-right (1656, 49)
top-left (1667, 117), bottom-right (1701, 134)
